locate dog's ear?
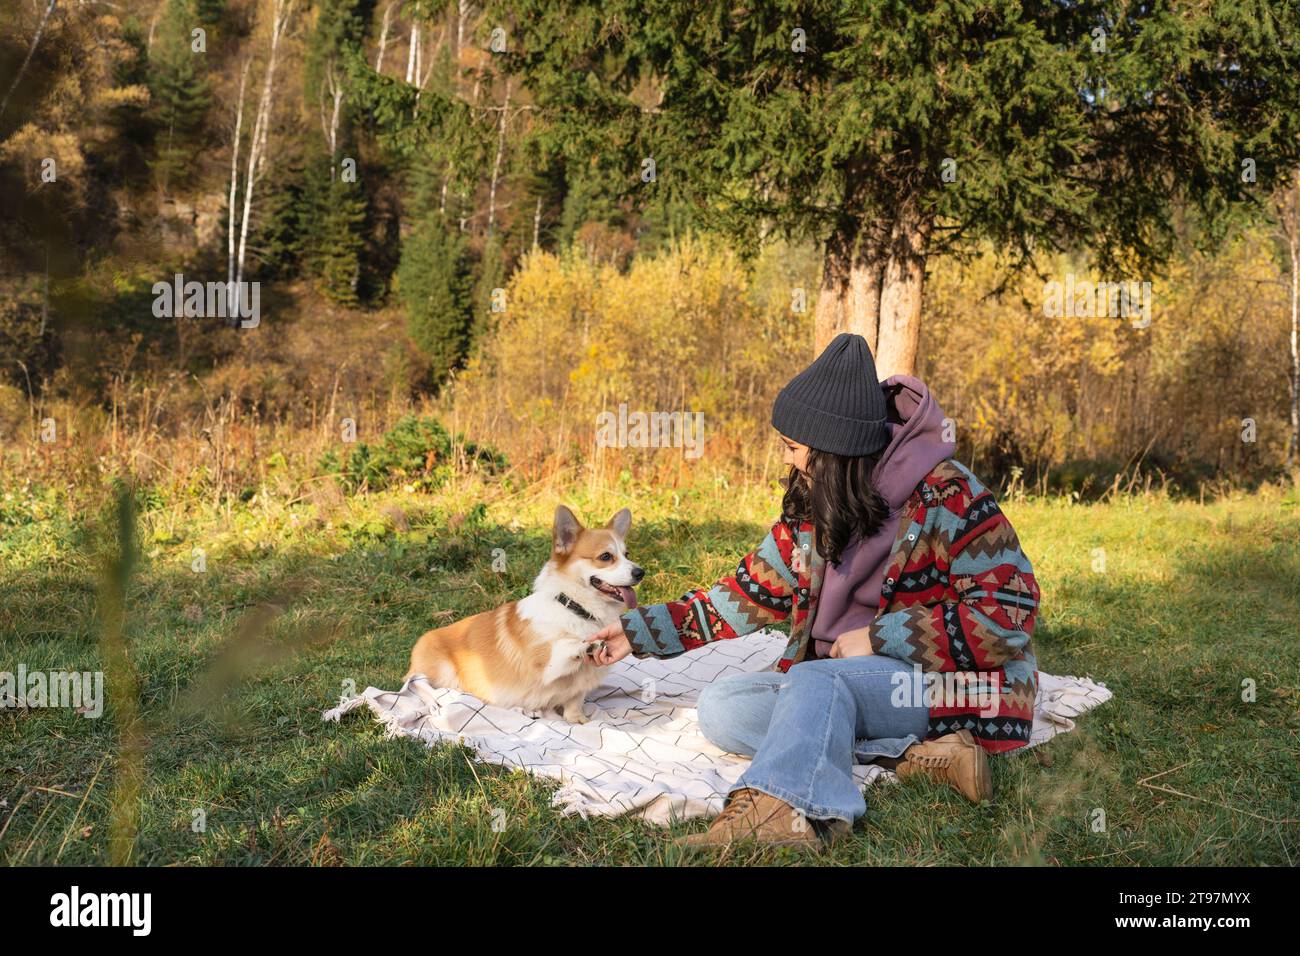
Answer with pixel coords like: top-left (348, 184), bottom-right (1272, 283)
top-left (607, 508), bottom-right (632, 539)
top-left (553, 505), bottom-right (582, 555)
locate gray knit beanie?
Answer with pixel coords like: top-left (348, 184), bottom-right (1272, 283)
top-left (770, 333), bottom-right (889, 457)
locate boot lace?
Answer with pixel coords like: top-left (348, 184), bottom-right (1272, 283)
top-left (909, 752), bottom-right (953, 769)
top-left (716, 789), bottom-right (757, 822)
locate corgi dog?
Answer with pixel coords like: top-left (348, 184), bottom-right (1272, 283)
top-left (405, 505), bottom-right (643, 723)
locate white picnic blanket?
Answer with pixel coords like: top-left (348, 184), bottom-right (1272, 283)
top-left (322, 630), bottom-right (1112, 825)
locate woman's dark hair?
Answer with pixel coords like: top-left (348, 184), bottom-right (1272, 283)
top-left (780, 447), bottom-right (890, 566)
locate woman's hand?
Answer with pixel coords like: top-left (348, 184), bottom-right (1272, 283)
top-left (829, 626), bottom-right (874, 659)
top-left (585, 622), bottom-right (632, 666)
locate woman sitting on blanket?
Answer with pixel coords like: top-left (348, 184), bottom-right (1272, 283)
top-left (586, 333), bottom-right (1040, 851)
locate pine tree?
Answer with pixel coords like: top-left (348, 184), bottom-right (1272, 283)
top-left (307, 159), bottom-right (369, 304)
top-left (149, 0), bottom-right (212, 193)
top-left (558, 167), bottom-right (626, 248)
top-left (471, 234), bottom-right (505, 351)
top-left (193, 0), bottom-right (227, 28)
top-left (299, 0), bottom-right (376, 303)
top-left (496, 0), bottom-right (1300, 375)
top-left (255, 155), bottom-right (308, 280)
top-left (398, 211), bottom-right (474, 382)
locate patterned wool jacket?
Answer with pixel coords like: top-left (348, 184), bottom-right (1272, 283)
top-left (619, 459), bottom-right (1041, 753)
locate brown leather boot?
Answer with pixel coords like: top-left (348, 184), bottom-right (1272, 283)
top-left (894, 730), bottom-right (993, 803)
top-left (676, 788), bottom-right (826, 851)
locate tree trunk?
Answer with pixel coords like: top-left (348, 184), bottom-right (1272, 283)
top-left (486, 81), bottom-right (511, 236)
top-left (414, 22), bottom-right (443, 114)
top-left (406, 5), bottom-right (419, 84)
top-left (814, 210), bottom-right (929, 379)
top-left (375, 1), bottom-right (395, 72)
top-left (874, 212), bottom-right (930, 379)
top-left (227, 59), bottom-right (251, 308)
top-left (414, 12), bottom-right (422, 83)
top-left (0, 0), bottom-right (57, 122)
top-left (320, 62), bottom-right (343, 165)
top-left (235, 0), bottom-right (294, 314)
top-left (813, 219), bottom-right (884, 355)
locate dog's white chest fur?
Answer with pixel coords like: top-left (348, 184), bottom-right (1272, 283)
top-left (514, 587), bottom-right (617, 712)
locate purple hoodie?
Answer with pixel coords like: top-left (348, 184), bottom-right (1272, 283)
top-left (809, 375), bottom-right (955, 656)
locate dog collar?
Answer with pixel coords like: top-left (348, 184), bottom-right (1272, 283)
top-left (555, 593), bottom-right (598, 622)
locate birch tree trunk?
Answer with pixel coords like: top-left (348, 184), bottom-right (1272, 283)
top-left (486, 81), bottom-right (511, 236)
top-left (414, 22), bottom-right (443, 114)
top-left (414, 12), bottom-right (423, 84)
top-left (419, 32), bottom-right (438, 90)
top-left (320, 62), bottom-right (343, 169)
top-left (234, 0), bottom-right (295, 317)
top-left (454, 0), bottom-right (471, 102)
top-left (0, 0), bottom-right (58, 121)
top-left (227, 59), bottom-right (252, 311)
top-left (405, 3), bottom-right (419, 85)
top-left (375, 1), bottom-right (395, 72)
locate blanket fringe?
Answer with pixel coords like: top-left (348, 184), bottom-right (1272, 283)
top-left (374, 706), bottom-right (419, 741)
top-left (551, 786), bottom-right (592, 819)
top-left (321, 694), bottom-right (368, 722)
top-left (325, 687), bottom-right (462, 746)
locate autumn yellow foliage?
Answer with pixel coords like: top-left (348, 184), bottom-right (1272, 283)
top-left (449, 237), bottom-right (813, 483)
top-left (450, 228), bottom-right (1294, 492)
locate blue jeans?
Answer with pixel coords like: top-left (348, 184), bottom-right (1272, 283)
top-left (697, 656), bottom-right (929, 824)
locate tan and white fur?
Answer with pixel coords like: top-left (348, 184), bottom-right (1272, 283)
top-left (405, 505), bottom-right (642, 723)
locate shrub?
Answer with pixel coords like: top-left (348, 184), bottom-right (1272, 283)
top-left (319, 414), bottom-right (506, 493)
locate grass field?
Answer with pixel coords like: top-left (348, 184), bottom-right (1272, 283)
top-left (2, 472), bottom-right (1298, 866)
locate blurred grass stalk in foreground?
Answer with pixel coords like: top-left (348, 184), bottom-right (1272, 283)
top-left (97, 485), bottom-right (330, 865)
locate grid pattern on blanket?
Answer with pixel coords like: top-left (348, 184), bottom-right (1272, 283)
top-left (322, 630), bottom-right (1112, 825)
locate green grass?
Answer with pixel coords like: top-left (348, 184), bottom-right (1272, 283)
top-left (2, 473), bottom-right (1298, 866)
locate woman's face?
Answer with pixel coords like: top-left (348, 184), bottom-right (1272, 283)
top-left (778, 432), bottom-right (810, 477)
